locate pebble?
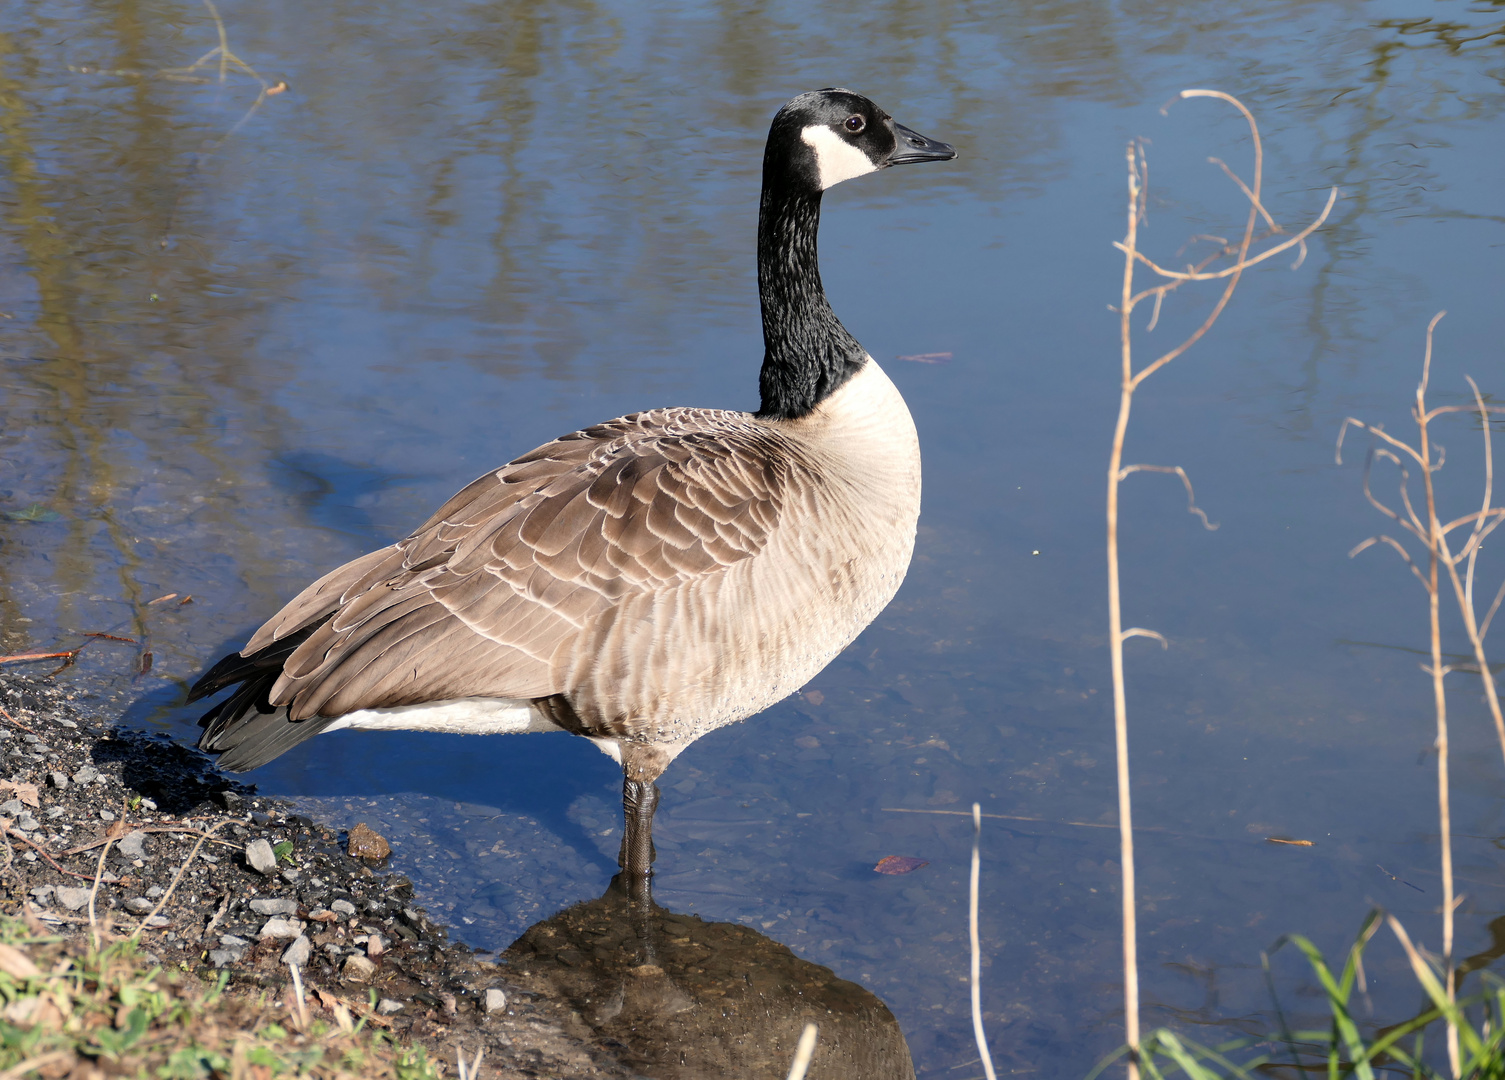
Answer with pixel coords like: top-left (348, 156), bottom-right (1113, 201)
top-left (258, 917), bottom-right (303, 940)
top-left (282, 935), bottom-right (312, 968)
top-left (378, 998), bottom-right (404, 1015)
top-left (244, 838), bottom-right (277, 875)
top-left (346, 823), bottom-right (391, 860)
top-left (99, 810), bottom-right (114, 822)
top-left (485, 988), bottom-right (508, 1014)
top-left (117, 831), bottom-right (147, 859)
top-left (249, 897), bottom-right (298, 917)
top-left (47, 772), bottom-right (68, 789)
top-left (56, 887), bottom-right (91, 912)
top-left (71, 766), bottom-right (99, 785)
top-left (29, 885), bottom-right (54, 904)
top-left (124, 897), bottom-right (154, 915)
top-left (0, 800), bottom-right (23, 817)
top-left (342, 954), bottom-right (377, 982)
top-left (16, 814), bottom-right (39, 832)
top-left (45, 807), bottom-right (63, 819)
top-left (331, 899), bottom-right (357, 917)
top-left (220, 935), bottom-right (251, 949)
top-left (146, 885), bottom-right (164, 898)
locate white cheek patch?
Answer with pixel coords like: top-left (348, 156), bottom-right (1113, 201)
top-left (801, 124), bottom-right (878, 190)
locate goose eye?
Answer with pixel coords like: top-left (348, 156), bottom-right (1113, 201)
top-left (843, 114), bottom-right (865, 134)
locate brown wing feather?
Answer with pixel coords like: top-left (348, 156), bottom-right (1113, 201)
top-left (238, 408), bottom-right (796, 721)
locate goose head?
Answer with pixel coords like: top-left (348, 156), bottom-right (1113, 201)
top-left (765, 87), bottom-right (957, 194)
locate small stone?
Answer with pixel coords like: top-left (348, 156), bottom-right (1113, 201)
top-left (245, 839), bottom-right (277, 875)
top-left (207, 949), bottom-right (237, 968)
top-left (99, 810), bottom-right (114, 822)
top-left (484, 988), bottom-right (507, 1013)
top-left (29, 885), bottom-right (54, 905)
top-left (378, 998), bottom-right (404, 1015)
top-left (342, 954), bottom-right (377, 982)
top-left (142, 916), bottom-right (169, 929)
top-left (346, 823), bottom-right (390, 860)
top-left (72, 766), bottom-right (99, 785)
top-left (250, 898), bottom-right (298, 917)
top-left (199, 853), bottom-right (219, 864)
top-left (124, 897), bottom-right (154, 915)
top-left (220, 935), bottom-right (251, 949)
top-left (54, 718), bottom-right (77, 730)
top-left (259, 917), bottom-right (303, 940)
top-left (45, 807), bottom-right (63, 819)
top-left (56, 887), bottom-right (91, 912)
top-left (282, 935), bottom-right (312, 968)
top-left (47, 772), bottom-right (68, 789)
top-left (365, 934), bottom-right (385, 958)
top-left (117, 831), bottom-right (147, 859)
top-left (139, 798), bottom-right (157, 811)
top-left (21, 734), bottom-right (40, 745)
top-left (0, 800), bottom-right (22, 817)
top-left (16, 814), bottom-right (39, 832)
top-left (331, 899), bottom-right (357, 917)
top-left (280, 869), bottom-right (301, 884)
top-left (146, 886), bottom-right (164, 898)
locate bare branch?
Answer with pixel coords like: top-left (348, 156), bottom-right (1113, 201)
top-left (1350, 533), bottom-right (1431, 590)
top-left (1480, 579), bottom-right (1505, 641)
top-left (1117, 464), bottom-right (1219, 530)
top-left (1121, 628), bottom-right (1169, 649)
top-left (1115, 186), bottom-right (1337, 289)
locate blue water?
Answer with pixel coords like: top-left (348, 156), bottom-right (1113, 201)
top-left (3, 0), bottom-right (1505, 1074)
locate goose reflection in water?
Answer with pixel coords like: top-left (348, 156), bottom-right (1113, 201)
top-left (504, 874), bottom-right (916, 1080)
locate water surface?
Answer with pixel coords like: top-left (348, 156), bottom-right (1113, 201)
top-left (3, 0), bottom-right (1505, 1075)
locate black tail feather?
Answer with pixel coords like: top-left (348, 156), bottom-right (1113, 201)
top-left (190, 622), bottom-right (336, 772)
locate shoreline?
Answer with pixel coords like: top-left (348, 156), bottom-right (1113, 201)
top-left (0, 670), bottom-right (630, 1078)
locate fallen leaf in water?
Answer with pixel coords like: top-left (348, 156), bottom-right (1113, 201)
top-left (146, 594), bottom-right (178, 605)
top-left (3, 505), bottom-right (60, 523)
top-left (1265, 837), bottom-right (1314, 847)
top-left (874, 855), bottom-right (928, 875)
top-left (803, 690), bottom-right (824, 706)
top-left (266, 81), bottom-right (289, 95)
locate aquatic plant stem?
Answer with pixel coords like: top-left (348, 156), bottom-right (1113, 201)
top-left (1415, 319), bottom-right (1460, 1078)
top-left (1108, 139), bottom-right (1142, 1080)
top-left (970, 804), bottom-right (999, 1080)
top-left (1104, 91), bottom-right (1333, 1079)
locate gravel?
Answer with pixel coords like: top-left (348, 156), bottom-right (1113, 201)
top-left (0, 671), bottom-right (632, 1078)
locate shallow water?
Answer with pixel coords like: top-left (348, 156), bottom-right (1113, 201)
top-left (4, 0), bottom-right (1505, 1074)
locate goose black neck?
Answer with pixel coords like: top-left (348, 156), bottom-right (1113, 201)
top-left (755, 180), bottom-right (866, 420)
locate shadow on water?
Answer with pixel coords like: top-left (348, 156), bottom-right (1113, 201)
top-left (506, 874), bottom-right (916, 1080)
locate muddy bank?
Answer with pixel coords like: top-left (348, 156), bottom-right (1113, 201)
top-left (0, 671), bottom-right (632, 1079)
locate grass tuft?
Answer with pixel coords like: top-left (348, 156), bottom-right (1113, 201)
top-left (0, 914), bottom-right (442, 1079)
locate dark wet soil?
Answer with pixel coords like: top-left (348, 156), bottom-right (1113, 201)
top-left (0, 670), bottom-right (634, 1079)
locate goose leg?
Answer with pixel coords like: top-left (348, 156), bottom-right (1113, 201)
top-left (619, 777), bottom-right (660, 877)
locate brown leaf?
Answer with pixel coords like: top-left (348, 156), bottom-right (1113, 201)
top-left (874, 855), bottom-right (929, 875)
top-left (0, 943), bottom-right (40, 978)
top-left (1265, 837), bottom-right (1315, 847)
top-left (106, 819), bottom-right (129, 841)
top-left (0, 781), bottom-right (40, 808)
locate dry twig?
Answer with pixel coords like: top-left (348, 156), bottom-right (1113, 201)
top-left (1105, 89), bottom-right (1335, 1079)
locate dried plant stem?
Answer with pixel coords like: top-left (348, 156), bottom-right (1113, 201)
top-left (1415, 321), bottom-right (1460, 1079)
top-left (1108, 140), bottom-right (1142, 1080)
top-left (970, 804), bottom-right (999, 1080)
top-left (785, 1023), bottom-right (818, 1080)
top-left (1105, 91), bottom-right (1334, 1078)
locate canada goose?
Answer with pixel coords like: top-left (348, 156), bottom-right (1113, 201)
top-left (188, 88), bottom-right (955, 877)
